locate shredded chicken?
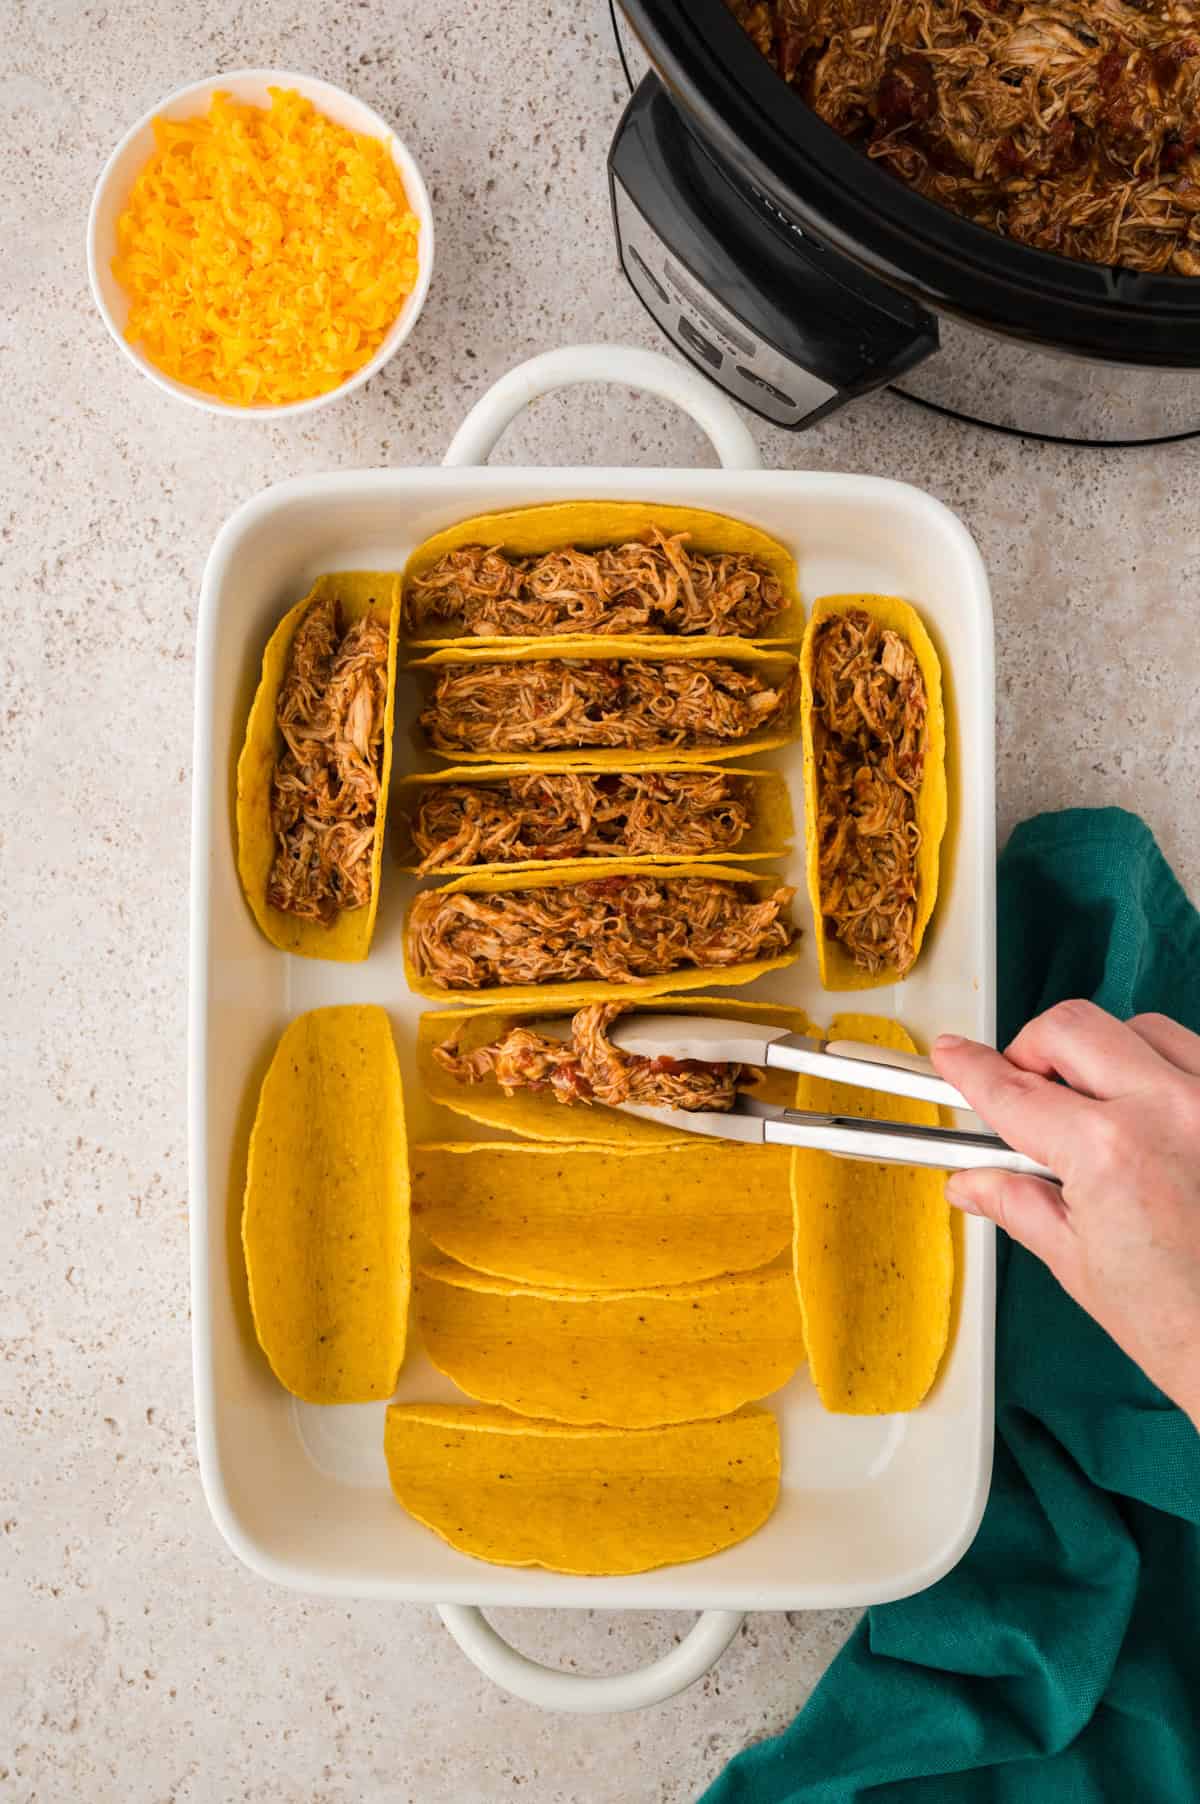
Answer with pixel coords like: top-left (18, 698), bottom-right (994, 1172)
top-left (404, 527), bottom-right (787, 637)
top-left (266, 596), bottom-right (390, 924)
top-left (811, 610), bottom-right (926, 975)
top-left (419, 657), bottom-right (797, 756)
top-left (434, 1002), bottom-right (751, 1110)
top-left (727, 0), bottom-right (1200, 274)
top-left (408, 874), bottom-right (796, 990)
top-left (407, 769), bottom-right (754, 872)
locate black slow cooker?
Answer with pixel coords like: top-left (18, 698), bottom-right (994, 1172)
top-left (609, 0), bottom-right (1200, 443)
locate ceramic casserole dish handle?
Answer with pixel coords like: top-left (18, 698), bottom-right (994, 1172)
top-left (437, 1605), bottom-right (745, 1714)
top-left (442, 342), bottom-right (762, 470)
top-left (437, 344), bottom-right (756, 1710)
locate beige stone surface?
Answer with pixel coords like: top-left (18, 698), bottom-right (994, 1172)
top-left (2, 1), bottom-right (1199, 1799)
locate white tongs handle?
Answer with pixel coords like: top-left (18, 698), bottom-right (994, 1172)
top-left (762, 1111), bottom-right (1057, 1180)
top-left (765, 1034), bottom-right (969, 1112)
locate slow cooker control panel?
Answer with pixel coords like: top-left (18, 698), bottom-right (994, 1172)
top-left (613, 179), bottom-right (835, 427)
top-left (609, 77), bottom-right (939, 432)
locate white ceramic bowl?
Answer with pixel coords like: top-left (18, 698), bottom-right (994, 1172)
top-left (86, 69), bottom-right (434, 419)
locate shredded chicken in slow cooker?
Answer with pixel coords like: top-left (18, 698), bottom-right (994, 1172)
top-left (408, 769), bottom-right (754, 872)
top-left (267, 596), bottom-right (390, 924)
top-left (811, 610), bottom-right (926, 975)
top-left (726, 0), bottom-right (1200, 273)
top-left (408, 873), bottom-right (796, 990)
top-left (419, 657), bottom-right (797, 756)
top-left (404, 528), bottom-right (787, 637)
top-left (434, 1002), bottom-right (750, 1110)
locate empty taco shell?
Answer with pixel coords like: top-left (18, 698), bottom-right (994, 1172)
top-left (411, 1140), bottom-right (793, 1290)
top-left (383, 1404), bottom-right (781, 1575)
top-left (242, 1004), bottom-right (410, 1404)
top-left (790, 1013), bottom-right (954, 1414)
top-left (415, 1256), bottom-right (804, 1428)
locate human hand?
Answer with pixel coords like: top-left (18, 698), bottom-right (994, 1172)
top-left (932, 1000), bottom-right (1200, 1429)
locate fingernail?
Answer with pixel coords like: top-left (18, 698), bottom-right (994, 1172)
top-left (934, 1033), bottom-right (965, 1052)
top-left (945, 1176), bottom-right (980, 1214)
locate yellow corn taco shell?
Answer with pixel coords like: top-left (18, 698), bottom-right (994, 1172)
top-left (791, 1014), bottom-right (953, 1414)
top-left (242, 1005), bottom-right (410, 1404)
top-left (407, 639), bottom-right (802, 766)
top-left (403, 860), bottom-right (800, 1007)
top-left (401, 500), bottom-right (803, 645)
top-left (392, 762), bottom-right (794, 874)
top-left (417, 995), bottom-right (820, 1147)
top-left (416, 1257), bottom-right (804, 1427)
top-left (384, 1404), bottom-right (781, 1575)
top-left (801, 594), bottom-right (947, 990)
top-left (235, 573), bottom-right (400, 961)
top-left (411, 1141), bottom-right (792, 1289)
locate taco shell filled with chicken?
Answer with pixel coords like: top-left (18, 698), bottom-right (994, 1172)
top-left (392, 762), bottom-right (794, 875)
top-left (236, 573), bottom-right (400, 961)
top-left (417, 995), bottom-right (819, 1145)
top-left (403, 861), bottom-right (800, 1005)
top-left (801, 594), bottom-right (947, 990)
top-left (401, 500), bottom-right (803, 644)
top-left (409, 640), bottom-right (801, 766)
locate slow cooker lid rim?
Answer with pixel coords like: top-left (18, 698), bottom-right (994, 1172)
top-left (693, 109), bottom-right (1200, 366)
top-left (618, 0), bottom-right (1200, 352)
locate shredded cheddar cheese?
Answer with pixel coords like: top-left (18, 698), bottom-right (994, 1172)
top-left (113, 88), bottom-right (421, 407)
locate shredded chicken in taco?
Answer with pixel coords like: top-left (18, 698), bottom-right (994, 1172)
top-left (434, 1002), bottom-right (750, 1110)
top-left (407, 769), bottom-right (754, 872)
top-left (408, 874), bottom-right (796, 990)
top-left (405, 527), bottom-right (787, 638)
top-left (727, 0), bottom-right (1200, 274)
top-left (419, 657), bottom-right (797, 756)
top-left (811, 609), bottom-right (926, 976)
top-left (266, 595), bottom-right (390, 924)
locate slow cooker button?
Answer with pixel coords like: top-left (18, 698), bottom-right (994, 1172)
top-left (736, 366), bottom-right (794, 407)
top-left (678, 315), bottom-right (722, 369)
top-left (629, 244), bottom-right (669, 307)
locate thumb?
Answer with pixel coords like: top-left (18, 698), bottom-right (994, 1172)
top-left (946, 1170), bottom-right (1076, 1277)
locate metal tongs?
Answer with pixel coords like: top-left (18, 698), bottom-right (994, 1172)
top-left (533, 1013), bottom-right (1056, 1180)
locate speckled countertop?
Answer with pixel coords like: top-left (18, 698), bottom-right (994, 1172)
top-left (3, 1), bottom-right (1200, 1798)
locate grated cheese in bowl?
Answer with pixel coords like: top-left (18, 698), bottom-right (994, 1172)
top-left (111, 87), bottom-right (422, 408)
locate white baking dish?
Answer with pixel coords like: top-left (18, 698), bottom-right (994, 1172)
top-left (190, 344), bottom-right (996, 1712)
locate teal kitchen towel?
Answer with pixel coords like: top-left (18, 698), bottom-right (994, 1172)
top-left (704, 809), bottom-right (1200, 1804)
